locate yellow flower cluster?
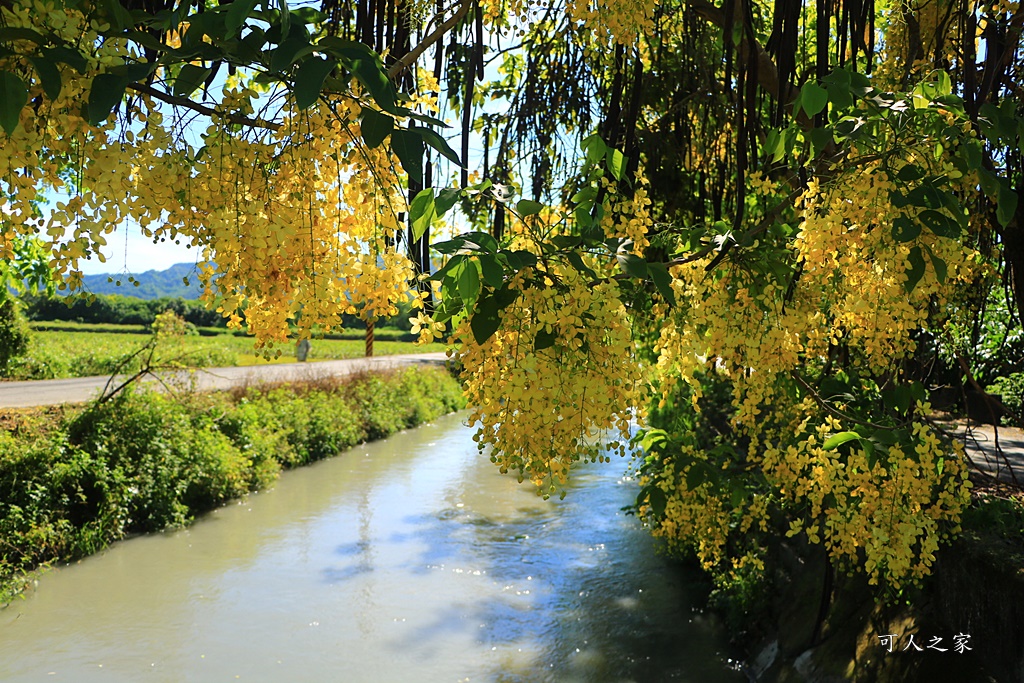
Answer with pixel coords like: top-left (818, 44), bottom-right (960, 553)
top-left (0, 0), bottom-right (420, 351)
top-left (763, 413), bottom-right (970, 588)
top-left (644, 155), bottom-right (977, 587)
top-left (453, 262), bottom-right (643, 497)
top-left (480, 0), bottom-right (655, 45)
top-left (599, 165), bottom-right (654, 255)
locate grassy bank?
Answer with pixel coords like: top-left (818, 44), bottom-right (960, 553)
top-left (0, 366), bottom-right (464, 602)
top-left (9, 324), bottom-right (444, 380)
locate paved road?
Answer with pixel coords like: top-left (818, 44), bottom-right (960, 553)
top-left (4, 358), bottom-right (1022, 489)
top-left (942, 421), bottom-right (1024, 487)
top-left (0, 352), bottom-right (449, 409)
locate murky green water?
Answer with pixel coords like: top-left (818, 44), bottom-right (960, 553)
top-left (0, 413), bottom-right (745, 682)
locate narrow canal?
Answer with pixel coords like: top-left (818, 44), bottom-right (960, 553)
top-left (0, 412), bottom-right (745, 682)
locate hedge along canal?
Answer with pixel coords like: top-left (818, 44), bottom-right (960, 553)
top-left (0, 366), bottom-right (465, 601)
top-left (0, 408), bottom-right (746, 682)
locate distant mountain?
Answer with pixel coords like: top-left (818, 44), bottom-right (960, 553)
top-left (81, 263), bottom-right (206, 300)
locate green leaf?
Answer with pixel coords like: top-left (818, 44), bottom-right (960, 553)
top-left (434, 188), bottom-right (460, 216)
top-left (294, 56), bottom-right (335, 109)
top-left (431, 239), bottom-right (467, 255)
top-left (551, 235), bottom-right (582, 249)
top-left (864, 440), bottom-right (878, 469)
top-left (0, 71), bottom-right (27, 135)
top-left (642, 485), bottom-right (668, 517)
top-left (978, 168), bottom-right (999, 198)
top-left (904, 245), bottom-right (926, 293)
top-left (470, 293), bottom-right (500, 345)
top-left (0, 27), bottom-right (46, 45)
top-left (639, 428), bottom-right (668, 452)
top-left (44, 46), bottom-right (88, 74)
top-left (890, 216), bottom-right (920, 242)
top-left (458, 259), bottom-right (480, 304)
top-left (123, 29), bottom-right (168, 53)
top-left (516, 199), bottom-right (544, 216)
top-left (418, 128), bottom-right (462, 166)
top-left (100, 0), bottom-right (134, 31)
top-left (905, 184), bottom-right (945, 209)
top-left (278, 0), bottom-right (291, 37)
top-left (172, 63), bottom-right (212, 98)
top-left (227, 0), bottom-right (261, 34)
top-left (565, 251), bottom-right (596, 278)
top-left (269, 25), bottom-right (309, 72)
top-left (463, 231), bottom-right (499, 252)
top-left (360, 108), bottom-right (393, 148)
top-left (823, 431), bottom-right (861, 450)
top-left (962, 140), bottom-right (983, 171)
top-left (801, 82), bottom-right (829, 117)
top-left (825, 80), bottom-right (853, 110)
top-left (809, 127), bottom-right (832, 158)
top-left (87, 73), bottom-right (128, 125)
top-left (896, 164), bottom-right (925, 182)
top-left (998, 181), bottom-right (1018, 228)
top-left (409, 188), bottom-right (436, 242)
top-left (919, 209), bottom-right (961, 238)
top-left (685, 463), bottom-right (708, 490)
top-left (607, 148), bottom-right (626, 181)
top-left (503, 250), bottom-right (538, 270)
top-left (647, 261), bottom-right (675, 305)
top-left (764, 129), bottom-right (781, 161)
top-left (534, 327), bottom-right (556, 351)
top-left (391, 128), bottom-right (423, 184)
top-left (617, 253), bottom-right (648, 279)
top-left (582, 134), bottom-right (607, 164)
top-left (27, 55), bottom-right (62, 101)
top-left (348, 56), bottom-right (398, 114)
top-left (888, 385), bottom-right (912, 414)
top-left (478, 253), bottom-right (504, 289)
top-left (291, 7), bottom-right (328, 23)
top-left (929, 249), bottom-right (947, 283)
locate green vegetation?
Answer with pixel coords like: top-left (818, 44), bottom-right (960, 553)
top-left (24, 290), bottom-right (417, 331)
top-left (988, 373), bottom-right (1024, 427)
top-left (24, 292), bottom-right (226, 328)
top-left (0, 300), bottom-right (29, 377)
top-left (6, 324), bottom-right (444, 380)
top-left (0, 366), bottom-right (465, 602)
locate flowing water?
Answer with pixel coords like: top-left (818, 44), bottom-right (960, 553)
top-left (0, 412), bottom-right (745, 682)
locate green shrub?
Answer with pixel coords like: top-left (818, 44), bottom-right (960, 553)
top-left (345, 374), bottom-right (409, 440)
top-left (988, 372), bottom-right (1024, 426)
top-left (0, 366), bottom-right (464, 600)
top-left (0, 299), bottom-right (30, 377)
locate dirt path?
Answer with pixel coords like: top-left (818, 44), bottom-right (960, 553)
top-left (0, 352), bottom-right (449, 409)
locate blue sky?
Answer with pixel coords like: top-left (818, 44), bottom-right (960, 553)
top-left (77, 229), bottom-right (199, 275)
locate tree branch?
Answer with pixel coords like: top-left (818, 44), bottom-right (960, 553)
top-left (388, 0), bottom-right (472, 79)
top-left (127, 82), bottom-right (283, 131)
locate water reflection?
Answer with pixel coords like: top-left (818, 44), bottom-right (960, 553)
top-left (0, 413), bottom-right (743, 683)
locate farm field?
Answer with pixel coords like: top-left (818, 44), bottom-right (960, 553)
top-left (7, 323), bottom-right (445, 381)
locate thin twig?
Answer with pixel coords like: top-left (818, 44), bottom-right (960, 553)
top-left (789, 370), bottom-right (890, 431)
top-left (127, 82), bottom-right (283, 131)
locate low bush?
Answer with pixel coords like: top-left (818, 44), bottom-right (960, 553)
top-left (0, 366), bottom-right (464, 601)
top-left (0, 298), bottom-right (30, 377)
top-left (988, 372), bottom-right (1024, 427)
